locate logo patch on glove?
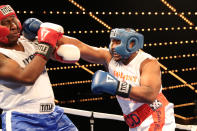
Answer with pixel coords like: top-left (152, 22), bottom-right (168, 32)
top-left (36, 43), bottom-right (50, 55)
top-left (106, 74), bottom-right (116, 82)
top-left (118, 81), bottom-right (130, 94)
top-left (40, 29), bottom-right (50, 41)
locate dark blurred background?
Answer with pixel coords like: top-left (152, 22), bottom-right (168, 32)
top-left (1, 0), bottom-right (197, 130)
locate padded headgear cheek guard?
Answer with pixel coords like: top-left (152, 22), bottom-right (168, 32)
top-left (109, 28), bottom-right (144, 59)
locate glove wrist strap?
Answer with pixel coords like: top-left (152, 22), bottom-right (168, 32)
top-left (116, 81), bottom-right (132, 98)
top-left (34, 43), bottom-right (54, 60)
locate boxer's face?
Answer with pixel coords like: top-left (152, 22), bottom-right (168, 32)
top-left (110, 39), bottom-right (136, 62)
top-left (0, 15), bottom-right (20, 44)
top-left (110, 39), bottom-right (122, 61)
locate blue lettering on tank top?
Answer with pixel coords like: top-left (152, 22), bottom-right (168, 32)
top-left (22, 54), bottom-right (35, 65)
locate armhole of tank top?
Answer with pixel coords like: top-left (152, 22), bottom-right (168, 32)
top-left (0, 52), bottom-right (11, 70)
top-left (138, 53), bottom-right (149, 73)
top-left (107, 56), bottom-right (114, 68)
top-left (139, 56), bottom-right (155, 75)
top-left (18, 36), bottom-right (35, 52)
top-left (0, 51), bottom-right (10, 59)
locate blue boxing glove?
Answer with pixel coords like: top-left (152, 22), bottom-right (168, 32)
top-left (91, 70), bottom-right (132, 98)
top-left (22, 18), bottom-right (43, 40)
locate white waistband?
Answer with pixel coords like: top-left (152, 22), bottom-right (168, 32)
top-left (3, 102), bottom-right (55, 114)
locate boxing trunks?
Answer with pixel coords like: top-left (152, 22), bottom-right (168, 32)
top-left (1, 106), bottom-right (78, 131)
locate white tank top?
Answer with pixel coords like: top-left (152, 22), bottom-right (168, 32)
top-left (0, 36), bottom-right (55, 114)
top-left (108, 50), bottom-right (161, 115)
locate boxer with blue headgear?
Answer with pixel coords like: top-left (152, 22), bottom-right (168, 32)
top-left (54, 27), bottom-right (175, 130)
top-left (109, 28), bottom-right (144, 59)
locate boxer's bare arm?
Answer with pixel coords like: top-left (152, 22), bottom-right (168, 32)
top-left (0, 53), bottom-right (47, 85)
top-left (129, 59), bottom-right (162, 103)
top-left (58, 35), bottom-right (112, 66)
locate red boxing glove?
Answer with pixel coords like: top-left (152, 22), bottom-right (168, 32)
top-left (36, 22), bottom-right (64, 60)
top-left (0, 25), bottom-right (10, 44)
top-left (38, 22), bottom-right (64, 48)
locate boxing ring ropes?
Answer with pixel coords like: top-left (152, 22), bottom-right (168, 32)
top-left (61, 106), bottom-right (197, 131)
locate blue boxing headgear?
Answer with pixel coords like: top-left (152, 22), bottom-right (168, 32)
top-left (109, 28), bottom-right (144, 59)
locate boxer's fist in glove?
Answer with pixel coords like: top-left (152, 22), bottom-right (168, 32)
top-left (22, 18), bottom-right (43, 40)
top-left (54, 44), bottom-right (80, 63)
top-left (0, 25), bottom-right (10, 44)
top-left (38, 22), bottom-right (64, 48)
top-left (35, 22), bottom-right (64, 60)
top-left (91, 70), bottom-right (132, 98)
